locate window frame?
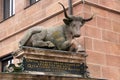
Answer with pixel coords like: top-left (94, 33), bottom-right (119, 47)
top-left (0, 53), bottom-right (13, 72)
top-left (25, 0), bottom-right (40, 9)
top-left (3, 0), bottom-right (15, 20)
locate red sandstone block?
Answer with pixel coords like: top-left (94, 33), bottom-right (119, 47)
top-left (108, 12), bottom-right (120, 22)
top-left (72, 0), bottom-right (79, 3)
top-left (73, 5), bottom-right (83, 16)
top-left (73, 4), bottom-right (91, 16)
top-left (85, 25), bottom-right (102, 39)
top-left (81, 26), bottom-right (86, 36)
top-left (46, 2), bottom-right (65, 17)
top-left (0, 42), bottom-right (2, 48)
top-left (99, 0), bottom-right (112, 7)
top-left (102, 66), bottom-right (120, 80)
top-left (59, 0), bottom-right (68, 5)
top-left (86, 0), bottom-right (98, 3)
top-left (0, 48), bottom-right (3, 55)
top-left (97, 16), bottom-right (112, 30)
top-left (93, 39), bottom-right (111, 53)
top-left (15, 22), bottom-right (26, 31)
top-left (55, 11), bottom-right (64, 22)
top-left (0, 31), bottom-right (7, 40)
top-left (1, 43), bottom-right (16, 56)
top-left (88, 63), bottom-right (101, 78)
top-left (14, 12), bottom-right (31, 31)
top-left (31, 10), bottom-right (46, 24)
top-left (15, 16), bottom-right (33, 31)
top-left (83, 5), bottom-right (92, 13)
top-left (46, 0), bottom-right (68, 16)
top-left (14, 24), bottom-right (22, 32)
top-left (25, 3), bottom-right (40, 16)
top-left (6, 27), bottom-right (15, 36)
top-left (119, 35), bottom-right (120, 44)
top-left (0, 47), bottom-right (9, 56)
top-left (91, 7), bottom-right (108, 18)
top-left (40, 0), bottom-right (54, 9)
top-left (15, 16), bottom-right (34, 31)
top-left (87, 50), bottom-right (106, 65)
top-left (56, 13), bottom-right (64, 22)
top-left (53, 21), bottom-right (63, 27)
top-left (15, 0), bottom-right (25, 13)
top-left (12, 41), bottom-right (19, 50)
top-left (15, 11), bottom-right (26, 23)
top-left (84, 37), bottom-right (93, 50)
top-left (0, 19), bottom-right (13, 32)
top-left (84, 12), bottom-right (97, 27)
top-left (112, 20), bottom-right (120, 33)
top-left (15, 31), bottom-right (25, 41)
top-left (106, 55), bottom-right (120, 67)
top-left (0, 23), bottom-right (4, 32)
top-left (102, 30), bottom-right (119, 43)
top-left (2, 36), bottom-right (16, 47)
top-left (99, 0), bottom-right (120, 11)
top-left (40, 16), bottom-right (57, 27)
top-left (109, 43), bottom-right (120, 56)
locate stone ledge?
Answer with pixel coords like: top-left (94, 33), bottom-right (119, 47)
top-left (0, 73), bottom-right (106, 80)
top-left (14, 46), bottom-right (87, 63)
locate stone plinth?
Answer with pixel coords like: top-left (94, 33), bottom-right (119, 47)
top-left (15, 46), bottom-right (86, 63)
top-left (4, 46), bottom-right (106, 80)
top-left (13, 46), bottom-right (87, 77)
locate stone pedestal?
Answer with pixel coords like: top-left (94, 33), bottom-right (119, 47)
top-left (4, 46), bottom-right (105, 80)
top-left (13, 46), bottom-right (87, 77)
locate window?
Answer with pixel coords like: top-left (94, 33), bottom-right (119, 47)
top-left (25, 0), bottom-right (40, 8)
top-left (0, 0), bottom-right (3, 21)
top-left (3, 0), bottom-right (15, 20)
top-left (30, 0), bottom-right (39, 5)
top-left (0, 54), bottom-right (13, 72)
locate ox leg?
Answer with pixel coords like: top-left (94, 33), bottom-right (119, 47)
top-left (32, 40), bottom-right (55, 48)
top-left (69, 44), bottom-right (85, 52)
top-left (31, 32), bottom-right (55, 48)
top-left (61, 40), bottom-right (72, 50)
top-left (69, 44), bottom-right (77, 52)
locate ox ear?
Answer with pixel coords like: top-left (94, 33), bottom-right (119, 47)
top-left (63, 19), bottom-right (73, 25)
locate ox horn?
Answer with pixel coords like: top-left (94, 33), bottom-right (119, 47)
top-left (58, 2), bottom-right (71, 20)
top-left (83, 14), bottom-right (95, 22)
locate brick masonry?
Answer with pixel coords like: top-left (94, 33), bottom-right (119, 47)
top-left (0, 0), bottom-right (120, 80)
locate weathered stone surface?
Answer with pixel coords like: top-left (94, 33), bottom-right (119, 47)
top-left (0, 73), bottom-right (106, 80)
top-left (12, 46), bottom-right (87, 76)
top-left (14, 46), bottom-right (87, 63)
top-left (7, 47), bottom-right (106, 80)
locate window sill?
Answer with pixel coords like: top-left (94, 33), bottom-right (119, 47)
top-left (0, 14), bottom-right (15, 24)
top-left (24, 0), bottom-right (40, 9)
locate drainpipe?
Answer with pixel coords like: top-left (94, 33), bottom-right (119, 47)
top-left (68, 0), bottom-right (73, 15)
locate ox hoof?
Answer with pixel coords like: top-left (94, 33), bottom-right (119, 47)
top-left (46, 41), bottom-right (55, 48)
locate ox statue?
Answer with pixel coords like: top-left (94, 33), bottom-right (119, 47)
top-left (19, 2), bottom-right (93, 52)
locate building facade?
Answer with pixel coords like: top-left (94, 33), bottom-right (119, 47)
top-left (0, 0), bottom-right (120, 80)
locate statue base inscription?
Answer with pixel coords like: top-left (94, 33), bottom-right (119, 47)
top-left (23, 58), bottom-right (86, 75)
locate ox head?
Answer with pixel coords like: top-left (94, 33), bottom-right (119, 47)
top-left (59, 2), bottom-right (94, 38)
